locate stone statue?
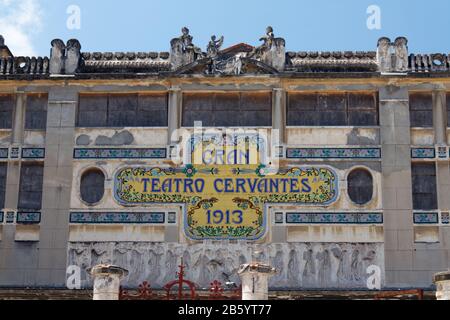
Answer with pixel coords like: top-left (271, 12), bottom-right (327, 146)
top-left (377, 36), bottom-right (409, 73)
top-left (49, 39), bottom-right (66, 75)
top-left (258, 26), bottom-right (275, 54)
top-left (249, 26), bottom-right (285, 72)
top-left (394, 37), bottom-right (408, 72)
top-left (0, 35), bottom-right (4, 46)
top-left (65, 39), bottom-right (82, 74)
top-left (206, 35), bottom-right (224, 74)
top-left (207, 35), bottom-right (224, 59)
top-left (180, 27), bottom-right (202, 56)
top-left (170, 27), bottom-right (204, 70)
top-left (233, 54), bottom-right (243, 75)
top-left (377, 37), bottom-right (392, 73)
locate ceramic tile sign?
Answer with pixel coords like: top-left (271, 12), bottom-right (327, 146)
top-left (114, 164), bottom-right (338, 241)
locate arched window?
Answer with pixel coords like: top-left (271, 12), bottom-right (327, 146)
top-left (80, 169), bottom-right (105, 205)
top-left (348, 169), bottom-right (373, 205)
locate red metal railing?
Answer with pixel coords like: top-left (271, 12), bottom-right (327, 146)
top-left (120, 259), bottom-right (241, 300)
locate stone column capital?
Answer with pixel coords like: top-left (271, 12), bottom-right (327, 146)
top-left (434, 270), bottom-right (450, 283)
top-left (90, 264), bottom-right (129, 278)
top-left (238, 263), bottom-right (277, 301)
top-left (89, 264), bottom-right (129, 300)
top-left (238, 263), bottom-right (277, 275)
top-left (434, 270), bottom-right (450, 300)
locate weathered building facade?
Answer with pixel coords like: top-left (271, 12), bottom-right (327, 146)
top-left (0, 29), bottom-right (449, 291)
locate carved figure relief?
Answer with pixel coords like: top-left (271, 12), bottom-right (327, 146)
top-left (68, 242), bottom-right (384, 289)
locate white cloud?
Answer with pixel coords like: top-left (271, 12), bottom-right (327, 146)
top-left (0, 0), bottom-right (43, 56)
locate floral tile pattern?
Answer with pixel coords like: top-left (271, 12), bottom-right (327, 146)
top-left (167, 212), bottom-right (177, 224)
top-left (16, 212), bottom-right (41, 224)
top-left (69, 212), bottom-right (166, 224)
top-left (286, 212), bottom-right (383, 224)
top-left (22, 148), bottom-right (45, 159)
top-left (275, 212), bottom-right (284, 224)
top-left (441, 212), bottom-right (450, 225)
top-left (0, 148), bottom-right (8, 159)
top-left (413, 212), bottom-right (439, 224)
top-left (10, 147), bottom-right (20, 159)
top-left (5, 212), bottom-right (15, 224)
top-left (286, 148), bottom-right (381, 159)
top-left (73, 148), bottom-right (167, 159)
top-left (411, 148), bottom-right (436, 159)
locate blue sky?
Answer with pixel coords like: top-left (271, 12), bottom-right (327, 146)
top-left (1, 0), bottom-right (450, 57)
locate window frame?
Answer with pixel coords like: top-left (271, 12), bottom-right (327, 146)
top-left (411, 162), bottom-right (438, 211)
top-left (17, 162), bottom-right (44, 211)
top-left (0, 94), bottom-right (15, 130)
top-left (0, 162), bottom-right (7, 210)
top-left (79, 167), bottom-right (106, 206)
top-left (346, 167), bottom-right (375, 206)
top-left (24, 93), bottom-right (48, 131)
top-left (409, 92), bottom-right (434, 128)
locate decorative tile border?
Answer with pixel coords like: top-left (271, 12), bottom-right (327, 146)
top-left (22, 148), bottom-right (45, 159)
top-left (0, 148), bottom-right (8, 159)
top-left (286, 212), bottom-right (383, 224)
top-left (16, 212), bottom-right (41, 224)
top-left (286, 148), bottom-right (381, 159)
top-left (5, 211), bottom-right (15, 224)
top-left (436, 146), bottom-right (448, 159)
top-left (441, 212), bottom-right (450, 225)
top-left (413, 212), bottom-right (439, 224)
top-left (70, 212), bottom-right (166, 224)
top-left (167, 212), bottom-right (177, 224)
top-left (411, 148), bottom-right (435, 159)
top-left (275, 146), bottom-right (285, 158)
top-left (275, 212), bottom-right (284, 224)
top-left (74, 148), bottom-right (167, 160)
top-left (10, 147), bottom-right (20, 159)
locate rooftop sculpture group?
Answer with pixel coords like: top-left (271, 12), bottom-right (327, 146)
top-left (170, 26), bottom-right (286, 74)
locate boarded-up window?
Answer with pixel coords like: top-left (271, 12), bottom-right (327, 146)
top-left (347, 93), bottom-right (379, 126)
top-left (78, 95), bottom-right (108, 127)
top-left (410, 93), bottom-right (433, 127)
top-left (182, 92), bottom-right (272, 127)
top-left (0, 163), bottom-right (7, 209)
top-left (287, 92), bottom-right (378, 126)
top-left (25, 94), bottom-right (48, 130)
top-left (80, 169), bottom-right (105, 205)
top-left (138, 94), bottom-right (169, 126)
top-left (412, 163), bottom-right (438, 210)
top-left (108, 94), bottom-right (138, 127)
top-left (77, 93), bottom-right (168, 127)
top-left (0, 95), bottom-right (14, 129)
top-left (347, 169), bottom-right (373, 205)
top-left (18, 163), bottom-right (44, 211)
